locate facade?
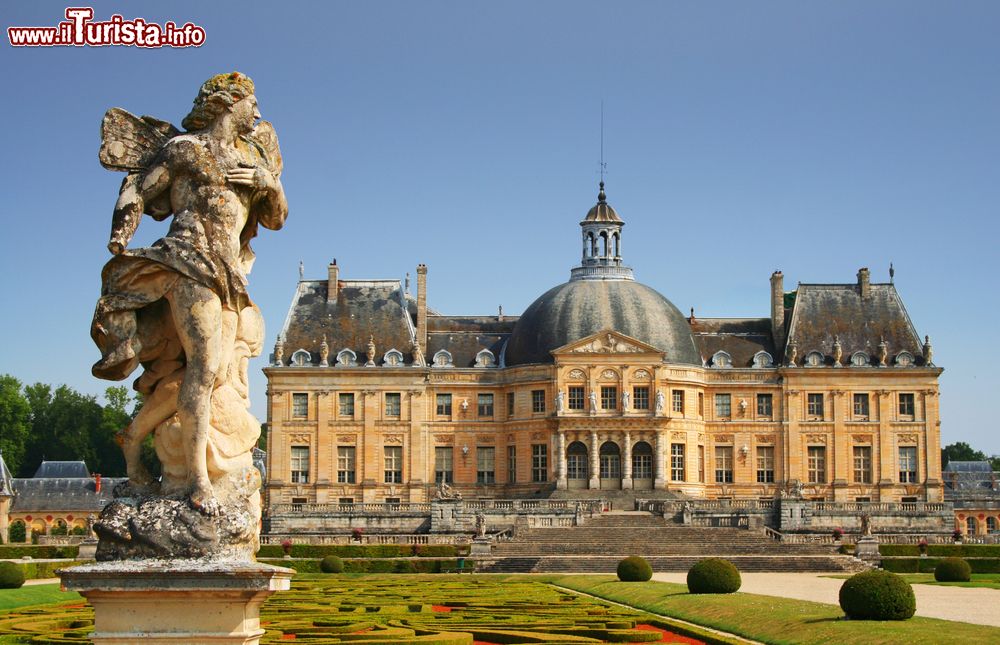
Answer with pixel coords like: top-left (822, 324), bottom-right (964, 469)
top-left (944, 460), bottom-right (1000, 536)
top-left (264, 184), bottom-right (943, 511)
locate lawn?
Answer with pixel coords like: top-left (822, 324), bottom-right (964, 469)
top-left (823, 572), bottom-right (1000, 589)
top-left (0, 585), bottom-right (80, 612)
top-left (553, 575), bottom-right (1000, 645)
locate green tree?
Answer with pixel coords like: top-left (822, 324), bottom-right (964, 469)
top-left (0, 375), bottom-right (31, 477)
top-left (941, 442), bottom-right (988, 470)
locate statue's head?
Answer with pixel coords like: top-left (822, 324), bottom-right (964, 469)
top-left (182, 72), bottom-right (256, 131)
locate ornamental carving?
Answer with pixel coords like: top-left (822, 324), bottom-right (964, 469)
top-left (336, 435), bottom-right (356, 444)
top-left (757, 434), bottom-right (776, 444)
top-left (288, 433), bottom-right (311, 444)
top-left (851, 434), bottom-right (873, 444)
top-left (434, 434), bottom-right (455, 445)
top-left (897, 434), bottom-right (919, 444)
top-left (476, 435), bottom-right (496, 444)
top-left (805, 434), bottom-right (828, 445)
top-left (507, 434), bottom-right (515, 442)
top-left (671, 431), bottom-right (686, 441)
top-left (633, 369), bottom-right (651, 380)
top-left (715, 434), bottom-right (734, 443)
top-left (567, 369), bottom-right (587, 380)
top-left (600, 369), bottom-right (619, 380)
top-left (570, 333), bottom-right (642, 354)
top-left (531, 432), bottom-right (545, 440)
top-left (383, 435), bottom-right (404, 444)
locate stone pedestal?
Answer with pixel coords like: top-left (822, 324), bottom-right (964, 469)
top-left (59, 560), bottom-right (294, 645)
top-left (469, 537), bottom-right (492, 557)
top-left (77, 538), bottom-right (98, 560)
top-left (853, 535), bottom-right (881, 565)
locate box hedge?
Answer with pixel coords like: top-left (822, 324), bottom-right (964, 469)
top-left (881, 557), bottom-right (1000, 574)
top-left (686, 558), bottom-right (742, 594)
top-left (879, 544), bottom-right (1000, 558)
top-left (0, 545), bottom-right (79, 559)
top-left (0, 562), bottom-right (25, 589)
top-left (839, 570), bottom-right (915, 620)
top-left (256, 544), bottom-right (461, 559)
top-left (934, 557), bottom-right (972, 582)
top-left (616, 556), bottom-right (652, 582)
top-left (258, 558), bottom-right (473, 574)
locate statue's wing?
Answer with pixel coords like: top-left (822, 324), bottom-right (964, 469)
top-left (99, 108), bottom-right (180, 172)
top-left (249, 120), bottom-right (282, 177)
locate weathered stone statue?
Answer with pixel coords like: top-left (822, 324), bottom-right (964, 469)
top-left (589, 390), bottom-right (598, 414)
top-left (555, 391), bottom-right (565, 413)
top-left (435, 481), bottom-right (462, 501)
top-left (859, 511), bottom-right (872, 536)
top-left (411, 340), bottom-right (425, 367)
top-left (877, 337), bottom-right (888, 367)
top-left (621, 390), bottom-right (630, 411)
top-left (366, 334), bottom-right (377, 367)
top-left (475, 511), bottom-right (487, 537)
top-left (654, 389), bottom-right (665, 415)
top-left (832, 335), bottom-right (843, 367)
top-left (90, 72), bottom-right (287, 560)
top-left (786, 340), bottom-right (798, 367)
top-left (923, 335), bottom-right (934, 366)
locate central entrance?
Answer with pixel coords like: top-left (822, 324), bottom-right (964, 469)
top-left (599, 441), bottom-right (622, 490)
top-left (632, 440), bottom-right (653, 490)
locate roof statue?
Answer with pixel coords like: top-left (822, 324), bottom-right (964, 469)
top-left (89, 72), bottom-right (287, 561)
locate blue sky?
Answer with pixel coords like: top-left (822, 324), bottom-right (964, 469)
top-left (2, 1), bottom-right (998, 453)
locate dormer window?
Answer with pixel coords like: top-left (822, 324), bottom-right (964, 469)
top-left (804, 351), bottom-right (824, 367)
top-left (475, 349), bottom-right (496, 368)
top-left (712, 351), bottom-right (732, 368)
top-left (850, 351), bottom-right (869, 367)
top-left (894, 351), bottom-right (915, 367)
top-left (290, 349), bottom-right (311, 367)
top-left (432, 349), bottom-right (454, 368)
top-left (336, 349), bottom-right (357, 367)
top-left (752, 351), bottom-right (774, 368)
top-left (383, 349), bottom-right (404, 367)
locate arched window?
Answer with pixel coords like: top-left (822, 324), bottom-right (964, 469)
top-left (712, 351), bottom-right (732, 368)
top-left (632, 441), bottom-right (653, 480)
top-left (382, 349), bottom-right (404, 367)
top-left (895, 351), bottom-right (915, 367)
top-left (475, 349), bottom-right (496, 368)
top-left (987, 516), bottom-right (998, 533)
top-left (850, 351), bottom-right (870, 367)
top-left (752, 351), bottom-right (774, 368)
top-left (432, 350), bottom-right (453, 368)
top-left (336, 349), bottom-right (357, 367)
top-left (613, 232), bottom-right (620, 258)
top-left (599, 232), bottom-right (608, 257)
top-left (566, 441), bottom-right (588, 480)
top-left (804, 351), bottom-right (824, 367)
top-left (290, 349), bottom-right (311, 366)
top-left (966, 516), bottom-right (978, 535)
top-left (599, 441), bottom-right (621, 479)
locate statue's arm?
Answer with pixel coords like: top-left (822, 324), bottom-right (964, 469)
top-left (227, 166), bottom-right (288, 231)
top-left (108, 161), bottom-right (172, 255)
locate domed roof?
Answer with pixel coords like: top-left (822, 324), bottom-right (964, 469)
top-left (582, 182), bottom-right (622, 223)
top-left (504, 279), bottom-right (701, 366)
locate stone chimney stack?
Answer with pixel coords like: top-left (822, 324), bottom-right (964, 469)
top-left (416, 264), bottom-right (428, 351)
top-left (770, 271), bottom-right (785, 350)
top-left (857, 267), bottom-right (870, 299)
top-left (327, 259), bottom-right (339, 302)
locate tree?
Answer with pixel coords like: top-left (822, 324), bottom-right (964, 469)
top-left (941, 442), bottom-right (988, 470)
top-left (0, 375), bottom-right (31, 477)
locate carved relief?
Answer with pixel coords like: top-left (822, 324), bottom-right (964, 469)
top-left (715, 434), bottom-right (734, 443)
top-left (567, 369), bottom-right (587, 380)
top-left (288, 433), bottom-right (311, 444)
top-left (569, 332), bottom-right (643, 354)
top-left (336, 435), bottom-right (357, 444)
top-left (851, 434), bottom-right (873, 444)
top-left (756, 434), bottom-right (776, 444)
top-left (600, 369), bottom-right (619, 380)
top-left (476, 435), bottom-right (496, 444)
top-left (671, 431), bottom-right (686, 441)
top-left (805, 434), bottom-right (828, 445)
top-left (383, 435), bottom-right (404, 444)
top-left (434, 434), bottom-right (455, 445)
top-left (530, 432), bottom-right (545, 440)
top-left (633, 369), bottom-right (651, 380)
top-left (897, 434), bottom-right (919, 444)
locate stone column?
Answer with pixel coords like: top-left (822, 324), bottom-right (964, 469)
top-left (831, 390), bottom-right (849, 502)
top-left (654, 431), bottom-right (666, 489)
top-left (315, 391), bottom-right (332, 499)
top-left (556, 430), bottom-right (568, 490)
top-left (622, 431), bottom-right (633, 489)
top-left (589, 431), bottom-right (600, 489)
top-left (876, 389), bottom-right (894, 502)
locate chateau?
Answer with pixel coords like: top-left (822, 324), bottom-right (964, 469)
top-left (264, 183), bottom-right (943, 511)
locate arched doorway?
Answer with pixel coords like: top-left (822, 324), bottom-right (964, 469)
top-left (566, 441), bottom-right (588, 490)
top-left (632, 441), bottom-right (653, 490)
top-left (599, 441), bottom-right (621, 490)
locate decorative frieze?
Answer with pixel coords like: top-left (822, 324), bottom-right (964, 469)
top-left (383, 435), bottom-right (404, 444)
top-left (897, 433), bottom-right (919, 444)
top-left (336, 435), bottom-right (356, 444)
top-left (632, 369), bottom-right (651, 380)
top-left (567, 369), bottom-right (587, 380)
top-left (433, 434), bottom-right (455, 445)
top-left (288, 433), bottom-right (311, 444)
top-left (851, 434), bottom-right (873, 444)
top-left (805, 434), bottom-right (828, 445)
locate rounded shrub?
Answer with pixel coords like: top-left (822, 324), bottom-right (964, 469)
top-left (934, 557), bottom-right (972, 582)
top-left (616, 556), bottom-right (652, 582)
top-left (686, 558), bottom-right (741, 594)
top-left (838, 569), bottom-right (915, 620)
top-left (0, 562), bottom-right (25, 589)
top-left (319, 555), bottom-right (344, 574)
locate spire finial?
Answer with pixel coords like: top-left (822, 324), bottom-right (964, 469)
top-left (598, 181), bottom-right (606, 203)
top-left (889, 262), bottom-right (895, 283)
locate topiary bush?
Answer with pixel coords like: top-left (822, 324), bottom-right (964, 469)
top-left (934, 557), bottom-right (972, 582)
top-left (0, 562), bottom-right (25, 589)
top-left (838, 569), bottom-right (915, 620)
top-left (686, 558), bottom-right (741, 594)
top-left (616, 556), bottom-right (652, 582)
top-left (320, 555), bottom-right (344, 573)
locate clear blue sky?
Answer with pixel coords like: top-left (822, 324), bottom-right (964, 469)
top-left (2, 2), bottom-right (998, 453)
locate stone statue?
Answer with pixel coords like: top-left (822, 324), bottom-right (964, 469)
top-left (589, 390), bottom-right (598, 414)
top-left (877, 337), bottom-right (888, 367)
top-left (923, 335), bottom-right (933, 366)
top-left (90, 72), bottom-right (287, 560)
top-left (475, 511), bottom-right (487, 537)
top-left (621, 390), bottom-right (630, 411)
top-left (366, 335), bottom-right (377, 367)
top-left (859, 511), bottom-right (872, 536)
top-left (786, 340), bottom-right (798, 367)
top-left (319, 335), bottom-right (330, 367)
top-left (411, 340), bottom-right (425, 367)
top-left (655, 389), bottom-right (665, 414)
top-left (435, 481), bottom-right (462, 501)
top-left (273, 336), bottom-right (284, 366)
top-left (832, 335), bottom-right (842, 367)
top-left (555, 391), bottom-right (565, 413)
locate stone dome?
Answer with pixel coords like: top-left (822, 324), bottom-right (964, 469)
top-left (504, 279), bottom-right (701, 366)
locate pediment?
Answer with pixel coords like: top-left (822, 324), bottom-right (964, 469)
top-left (553, 329), bottom-right (663, 357)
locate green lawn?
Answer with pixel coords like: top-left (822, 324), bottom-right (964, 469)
top-left (552, 575), bottom-right (1000, 645)
top-left (0, 584), bottom-right (80, 611)
top-left (823, 573), bottom-right (1000, 589)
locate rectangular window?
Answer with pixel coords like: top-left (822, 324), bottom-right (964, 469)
top-left (633, 386), bottom-right (650, 410)
top-left (670, 443), bottom-right (685, 481)
top-left (898, 393), bottom-right (915, 417)
top-left (853, 393), bottom-right (870, 419)
top-left (385, 392), bottom-right (401, 416)
top-left (715, 393), bottom-right (731, 418)
top-left (292, 392), bottom-right (308, 418)
top-left (756, 393), bottom-right (773, 417)
top-left (568, 386), bottom-right (585, 410)
top-left (290, 445), bottom-right (309, 483)
top-left (477, 393), bottom-right (494, 418)
top-left (477, 447), bottom-right (496, 484)
top-left (698, 445), bottom-right (705, 483)
top-left (601, 386), bottom-right (618, 410)
top-left (853, 446), bottom-right (872, 484)
top-left (756, 446), bottom-right (775, 483)
top-left (507, 445), bottom-right (517, 483)
top-left (507, 392), bottom-right (515, 417)
top-left (672, 389), bottom-right (684, 414)
top-left (632, 451), bottom-right (652, 479)
top-left (338, 392), bottom-right (355, 417)
top-left (337, 446), bottom-right (356, 484)
top-left (436, 393), bottom-right (452, 416)
top-left (385, 497), bottom-right (401, 508)
top-left (899, 446), bottom-right (918, 483)
top-left (434, 447), bottom-right (453, 484)
top-left (715, 446), bottom-right (733, 483)
top-left (698, 392), bottom-right (705, 417)
top-left (807, 393), bottom-right (824, 418)
top-left (807, 446), bottom-right (826, 483)
top-left (531, 390), bottom-right (546, 414)
top-left (384, 446), bottom-right (402, 483)
top-left (531, 444), bottom-right (548, 482)
top-left (338, 497), bottom-right (354, 507)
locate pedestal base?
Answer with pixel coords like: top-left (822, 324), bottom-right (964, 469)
top-left (854, 535), bottom-right (881, 564)
top-left (469, 537), bottom-right (492, 557)
top-left (59, 559), bottom-right (294, 645)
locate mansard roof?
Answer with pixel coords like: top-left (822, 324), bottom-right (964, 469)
top-left (10, 477), bottom-right (125, 512)
top-left (33, 460), bottom-right (90, 479)
top-left (690, 318), bottom-right (777, 368)
top-left (426, 314), bottom-right (515, 368)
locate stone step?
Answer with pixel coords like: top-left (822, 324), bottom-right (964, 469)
top-left (480, 554), bottom-right (859, 573)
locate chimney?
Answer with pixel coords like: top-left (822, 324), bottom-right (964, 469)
top-left (416, 264), bottom-right (428, 351)
top-left (327, 259), bottom-right (339, 302)
top-left (770, 271), bottom-right (785, 350)
top-left (94, 474), bottom-right (102, 493)
top-left (857, 267), bottom-right (870, 299)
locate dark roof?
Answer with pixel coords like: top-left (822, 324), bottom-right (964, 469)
top-left (10, 477), bottom-right (124, 512)
top-left (785, 283), bottom-right (925, 365)
top-left (504, 279), bottom-right (701, 366)
top-left (277, 280), bottom-right (419, 365)
top-left (945, 461), bottom-right (994, 473)
top-left (33, 461), bottom-right (90, 479)
top-left (0, 453), bottom-right (13, 496)
top-left (691, 318), bottom-right (777, 367)
top-left (425, 315), bottom-right (515, 368)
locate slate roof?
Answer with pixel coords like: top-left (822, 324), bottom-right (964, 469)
top-left (33, 461), bottom-right (90, 479)
top-left (785, 283), bottom-right (926, 366)
top-left (9, 477), bottom-right (124, 512)
top-left (943, 461), bottom-right (999, 503)
top-left (691, 318), bottom-right (777, 368)
top-left (0, 453), bottom-right (13, 496)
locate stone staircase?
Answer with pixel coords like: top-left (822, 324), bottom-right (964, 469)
top-left (480, 511), bottom-right (861, 573)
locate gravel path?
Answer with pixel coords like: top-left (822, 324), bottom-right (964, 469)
top-left (651, 572), bottom-right (1000, 627)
